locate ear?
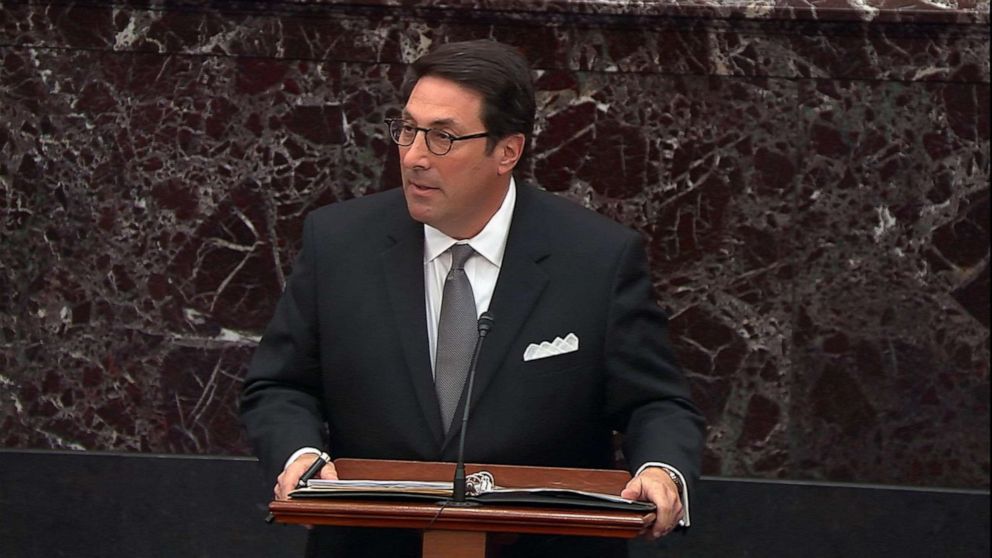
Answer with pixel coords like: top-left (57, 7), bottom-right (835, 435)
top-left (495, 133), bottom-right (526, 175)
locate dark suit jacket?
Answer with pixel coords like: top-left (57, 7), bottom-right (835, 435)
top-left (241, 183), bottom-right (705, 557)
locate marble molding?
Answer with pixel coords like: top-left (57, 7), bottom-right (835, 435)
top-left (1, 0), bottom-right (988, 489)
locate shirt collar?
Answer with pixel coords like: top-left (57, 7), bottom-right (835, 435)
top-left (424, 177), bottom-right (517, 267)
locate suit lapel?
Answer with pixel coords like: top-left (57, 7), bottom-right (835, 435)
top-left (441, 185), bottom-right (551, 450)
top-left (381, 219), bottom-right (446, 447)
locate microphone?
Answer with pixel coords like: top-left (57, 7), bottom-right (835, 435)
top-left (450, 311), bottom-right (494, 505)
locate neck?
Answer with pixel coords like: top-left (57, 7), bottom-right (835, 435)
top-left (445, 181), bottom-right (511, 240)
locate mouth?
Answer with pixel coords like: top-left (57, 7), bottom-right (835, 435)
top-left (407, 181), bottom-right (439, 193)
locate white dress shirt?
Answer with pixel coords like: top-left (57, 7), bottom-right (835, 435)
top-left (423, 179), bottom-right (516, 372)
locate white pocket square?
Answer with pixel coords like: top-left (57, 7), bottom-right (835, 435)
top-left (523, 333), bottom-right (579, 362)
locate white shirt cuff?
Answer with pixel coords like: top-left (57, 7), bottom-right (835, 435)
top-left (284, 447), bottom-right (322, 472)
top-left (635, 462), bottom-right (691, 527)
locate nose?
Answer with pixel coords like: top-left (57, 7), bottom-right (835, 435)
top-left (400, 130), bottom-right (432, 170)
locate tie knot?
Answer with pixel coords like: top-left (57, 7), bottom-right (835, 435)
top-left (449, 244), bottom-right (474, 271)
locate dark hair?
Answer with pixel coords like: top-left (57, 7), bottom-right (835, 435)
top-left (403, 40), bottom-right (536, 154)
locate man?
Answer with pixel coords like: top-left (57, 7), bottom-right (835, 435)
top-left (241, 39), bottom-right (705, 557)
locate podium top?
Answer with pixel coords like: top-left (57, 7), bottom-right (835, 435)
top-left (268, 458), bottom-right (653, 539)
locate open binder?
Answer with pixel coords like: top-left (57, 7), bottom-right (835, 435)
top-left (289, 470), bottom-right (655, 512)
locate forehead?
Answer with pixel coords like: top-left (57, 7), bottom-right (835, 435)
top-left (403, 75), bottom-right (485, 128)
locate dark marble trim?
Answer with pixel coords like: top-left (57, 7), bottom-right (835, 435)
top-left (2, 2), bottom-right (988, 83)
top-left (1, 0), bottom-right (988, 24)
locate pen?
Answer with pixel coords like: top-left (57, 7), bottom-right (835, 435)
top-left (296, 452), bottom-right (331, 488)
top-left (265, 451), bottom-right (332, 524)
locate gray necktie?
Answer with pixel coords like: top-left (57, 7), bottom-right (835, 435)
top-left (435, 244), bottom-right (478, 433)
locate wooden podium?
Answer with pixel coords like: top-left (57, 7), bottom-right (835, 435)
top-left (268, 459), bottom-right (654, 558)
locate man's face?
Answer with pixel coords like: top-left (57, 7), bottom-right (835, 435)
top-left (399, 75), bottom-right (516, 239)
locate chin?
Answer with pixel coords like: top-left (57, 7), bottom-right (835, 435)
top-left (404, 198), bottom-right (434, 226)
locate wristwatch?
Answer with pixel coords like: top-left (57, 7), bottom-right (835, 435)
top-left (661, 467), bottom-right (684, 502)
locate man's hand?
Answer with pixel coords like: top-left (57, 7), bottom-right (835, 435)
top-left (274, 454), bottom-right (339, 500)
top-left (620, 467), bottom-right (683, 539)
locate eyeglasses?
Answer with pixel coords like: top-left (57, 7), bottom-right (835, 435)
top-left (385, 118), bottom-right (489, 156)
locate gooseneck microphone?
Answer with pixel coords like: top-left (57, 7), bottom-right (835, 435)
top-left (450, 311), bottom-right (495, 504)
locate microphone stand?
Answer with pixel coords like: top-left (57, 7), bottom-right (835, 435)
top-left (448, 312), bottom-right (494, 506)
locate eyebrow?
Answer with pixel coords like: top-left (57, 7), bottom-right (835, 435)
top-left (400, 110), bottom-right (459, 128)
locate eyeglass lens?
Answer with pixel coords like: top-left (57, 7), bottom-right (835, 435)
top-left (389, 121), bottom-right (452, 155)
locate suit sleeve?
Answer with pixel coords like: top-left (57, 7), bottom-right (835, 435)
top-left (603, 232), bottom-right (706, 493)
top-left (240, 214), bottom-right (327, 482)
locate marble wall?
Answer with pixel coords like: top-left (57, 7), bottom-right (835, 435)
top-left (1, 0), bottom-right (988, 489)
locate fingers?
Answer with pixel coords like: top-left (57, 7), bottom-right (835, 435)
top-left (319, 462), bottom-right (339, 480)
top-left (274, 454), bottom-right (327, 500)
top-left (648, 498), bottom-right (683, 539)
top-left (623, 469), bottom-right (684, 540)
top-left (620, 476), bottom-right (642, 501)
top-left (272, 456), bottom-right (338, 531)
top-left (273, 468), bottom-right (296, 500)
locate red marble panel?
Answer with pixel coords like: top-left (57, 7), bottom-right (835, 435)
top-left (0, 0), bottom-right (988, 489)
top-left (789, 78), bottom-right (989, 487)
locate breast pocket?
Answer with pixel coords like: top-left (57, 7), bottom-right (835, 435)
top-left (517, 348), bottom-right (589, 380)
